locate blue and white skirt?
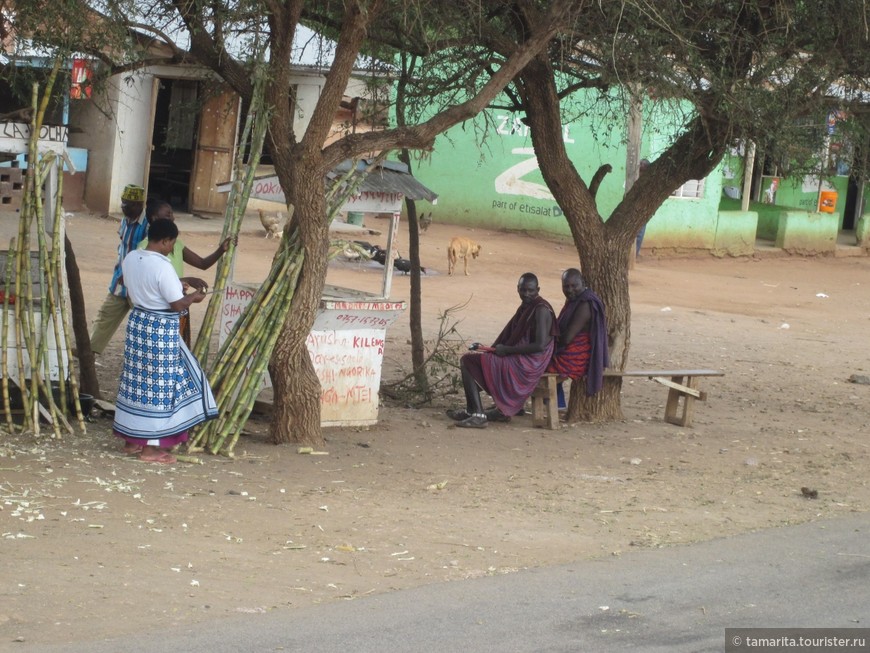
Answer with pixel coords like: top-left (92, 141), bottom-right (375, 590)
top-left (113, 308), bottom-right (218, 440)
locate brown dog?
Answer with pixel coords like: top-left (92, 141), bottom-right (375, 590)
top-left (447, 237), bottom-right (482, 276)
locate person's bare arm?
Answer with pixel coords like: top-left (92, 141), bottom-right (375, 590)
top-left (559, 301), bottom-right (591, 347)
top-left (182, 236), bottom-right (235, 270)
top-left (168, 288), bottom-right (207, 312)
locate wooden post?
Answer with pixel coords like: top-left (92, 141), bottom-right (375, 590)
top-left (625, 91), bottom-right (643, 267)
top-left (741, 141), bottom-right (755, 212)
top-left (380, 211), bottom-right (400, 299)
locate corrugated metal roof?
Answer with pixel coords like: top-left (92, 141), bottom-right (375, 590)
top-left (328, 159), bottom-right (439, 202)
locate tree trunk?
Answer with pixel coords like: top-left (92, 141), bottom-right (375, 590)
top-left (566, 236), bottom-right (630, 421)
top-left (63, 236), bottom-right (100, 399)
top-left (398, 148), bottom-right (428, 394)
top-left (403, 196), bottom-right (429, 394)
top-left (267, 174), bottom-right (330, 447)
top-left (268, 336), bottom-right (322, 447)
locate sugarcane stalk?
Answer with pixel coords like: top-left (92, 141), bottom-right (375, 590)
top-left (11, 82), bottom-right (41, 432)
top-left (51, 174), bottom-right (85, 431)
top-left (31, 155), bottom-right (66, 438)
top-left (187, 247), bottom-right (300, 451)
top-left (1, 239), bottom-right (18, 432)
top-left (42, 159), bottom-right (82, 431)
top-left (206, 245), bottom-right (296, 388)
top-left (172, 454), bottom-right (203, 465)
top-left (4, 66), bottom-right (66, 436)
top-left (209, 266), bottom-right (303, 453)
top-left (24, 68), bottom-right (63, 436)
top-left (205, 229), bottom-right (298, 384)
top-left (189, 233), bottom-right (301, 451)
top-left (215, 253), bottom-right (304, 455)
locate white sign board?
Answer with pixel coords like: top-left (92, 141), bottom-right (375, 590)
top-left (0, 122), bottom-right (68, 154)
top-left (219, 284), bottom-right (406, 426)
top-left (241, 176), bottom-right (405, 213)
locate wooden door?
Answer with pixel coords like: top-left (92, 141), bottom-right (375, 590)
top-left (189, 88), bottom-right (240, 214)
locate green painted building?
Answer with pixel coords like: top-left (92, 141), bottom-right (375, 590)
top-left (411, 103), bottom-right (730, 254)
top-left (409, 100), bottom-right (869, 256)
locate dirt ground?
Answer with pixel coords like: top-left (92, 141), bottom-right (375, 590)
top-left (2, 209), bottom-right (870, 649)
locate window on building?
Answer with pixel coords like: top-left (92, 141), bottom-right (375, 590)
top-left (671, 178), bottom-right (705, 198)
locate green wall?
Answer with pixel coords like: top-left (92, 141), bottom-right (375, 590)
top-left (410, 88), bottom-right (869, 254)
top-left (720, 147), bottom-right (870, 235)
top-left (412, 109), bottom-right (626, 238)
top-left (412, 99), bottom-right (726, 251)
top-left (772, 176), bottom-right (850, 228)
top-left (643, 120), bottom-right (723, 250)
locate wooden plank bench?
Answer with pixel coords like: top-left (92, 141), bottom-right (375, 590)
top-left (530, 369), bottom-right (724, 430)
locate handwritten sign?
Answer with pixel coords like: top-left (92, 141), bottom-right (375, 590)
top-left (0, 122), bottom-right (68, 142)
top-left (340, 190), bottom-right (404, 213)
top-left (221, 176), bottom-right (406, 214)
top-left (307, 328), bottom-right (385, 423)
top-left (219, 282), bottom-right (406, 425)
top-left (0, 122), bottom-right (68, 155)
top-left (219, 283), bottom-right (258, 341)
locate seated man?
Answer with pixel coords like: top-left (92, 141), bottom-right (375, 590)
top-left (547, 268), bottom-right (609, 404)
top-left (448, 272), bottom-right (558, 429)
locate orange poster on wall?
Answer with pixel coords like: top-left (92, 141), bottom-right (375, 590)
top-left (70, 58), bottom-right (92, 99)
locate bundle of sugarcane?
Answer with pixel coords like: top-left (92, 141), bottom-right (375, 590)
top-left (188, 226), bottom-right (303, 455)
top-left (0, 63), bottom-right (82, 437)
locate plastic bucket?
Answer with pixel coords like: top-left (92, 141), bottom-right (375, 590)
top-left (346, 211), bottom-right (365, 226)
top-left (818, 190), bottom-right (838, 213)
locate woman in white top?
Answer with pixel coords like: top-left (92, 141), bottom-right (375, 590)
top-left (113, 218), bottom-right (218, 464)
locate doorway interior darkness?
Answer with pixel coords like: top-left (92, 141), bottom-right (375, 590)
top-left (148, 78), bottom-right (199, 211)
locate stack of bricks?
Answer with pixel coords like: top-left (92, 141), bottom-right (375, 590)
top-left (0, 163), bottom-right (24, 211)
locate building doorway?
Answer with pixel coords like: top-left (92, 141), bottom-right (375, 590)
top-left (147, 78), bottom-right (199, 211)
top-left (147, 78), bottom-right (239, 214)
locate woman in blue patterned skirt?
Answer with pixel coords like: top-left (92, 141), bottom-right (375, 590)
top-left (113, 218), bottom-right (218, 464)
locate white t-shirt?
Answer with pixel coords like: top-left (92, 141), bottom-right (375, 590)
top-left (121, 249), bottom-right (184, 311)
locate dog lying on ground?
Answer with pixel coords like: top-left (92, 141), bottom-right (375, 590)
top-left (447, 237), bottom-right (481, 276)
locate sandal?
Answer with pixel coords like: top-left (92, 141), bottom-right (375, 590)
top-left (446, 408), bottom-right (471, 421)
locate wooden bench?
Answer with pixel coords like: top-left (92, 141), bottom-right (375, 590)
top-left (530, 369), bottom-right (724, 430)
top-left (530, 373), bottom-right (565, 430)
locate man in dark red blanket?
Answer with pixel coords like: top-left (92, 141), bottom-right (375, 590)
top-left (448, 273), bottom-right (558, 429)
top-left (547, 268), bottom-right (609, 402)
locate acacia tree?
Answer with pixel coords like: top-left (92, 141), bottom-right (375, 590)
top-left (10, 0), bottom-right (590, 445)
top-left (521, 1), bottom-right (870, 420)
top-left (192, 1), bottom-right (592, 445)
top-left (396, 0), bottom-right (870, 421)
